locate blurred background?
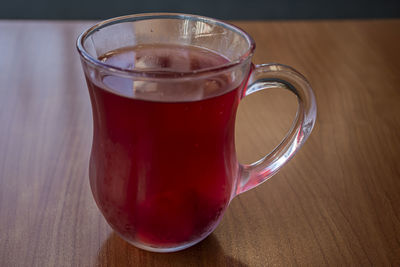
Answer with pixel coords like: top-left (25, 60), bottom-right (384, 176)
top-left (1, 0), bottom-right (399, 20)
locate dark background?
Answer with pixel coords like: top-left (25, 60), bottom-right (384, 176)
top-left (1, 0), bottom-right (399, 20)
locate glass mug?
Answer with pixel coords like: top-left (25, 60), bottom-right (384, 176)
top-left (77, 13), bottom-right (316, 252)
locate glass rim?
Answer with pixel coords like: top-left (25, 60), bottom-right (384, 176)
top-left (76, 13), bottom-right (255, 79)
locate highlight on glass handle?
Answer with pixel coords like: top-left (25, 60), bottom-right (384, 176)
top-left (236, 63), bottom-right (317, 195)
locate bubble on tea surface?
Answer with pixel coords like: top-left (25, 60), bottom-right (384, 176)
top-left (203, 77), bottom-right (229, 97)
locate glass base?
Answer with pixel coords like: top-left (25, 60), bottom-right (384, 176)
top-left (116, 232), bottom-right (211, 253)
top-left (109, 209), bottom-right (226, 253)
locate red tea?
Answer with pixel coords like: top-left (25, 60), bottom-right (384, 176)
top-left (86, 44), bottom-right (243, 247)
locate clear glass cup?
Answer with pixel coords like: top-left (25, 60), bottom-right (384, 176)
top-left (76, 13), bottom-right (316, 252)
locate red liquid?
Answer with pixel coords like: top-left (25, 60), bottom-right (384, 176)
top-left (86, 44), bottom-right (243, 248)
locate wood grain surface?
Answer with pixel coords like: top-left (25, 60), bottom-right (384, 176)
top-left (1, 19), bottom-right (399, 266)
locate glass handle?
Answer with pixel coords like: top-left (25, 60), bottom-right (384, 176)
top-left (236, 63), bottom-right (317, 195)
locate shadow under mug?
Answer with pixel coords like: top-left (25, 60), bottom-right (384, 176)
top-left (77, 13), bottom-right (316, 252)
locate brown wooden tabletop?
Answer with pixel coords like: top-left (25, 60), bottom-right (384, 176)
top-left (1, 19), bottom-right (400, 266)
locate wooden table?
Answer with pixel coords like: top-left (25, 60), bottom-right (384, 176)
top-left (1, 19), bottom-right (399, 266)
